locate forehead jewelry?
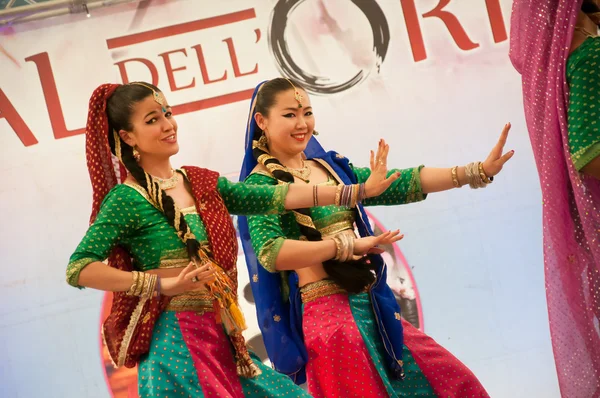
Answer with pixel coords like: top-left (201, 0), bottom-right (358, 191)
top-left (130, 82), bottom-right (167, 113)
top-left (285, 78), bottom-right (303, 108)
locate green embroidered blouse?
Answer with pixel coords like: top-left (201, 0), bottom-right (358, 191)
top-left (245, 165), bottom-right (426, 273)
top-left (66, 176), bottom-right (288, 288)
top-left (567, 36), bottom-right (600, 171)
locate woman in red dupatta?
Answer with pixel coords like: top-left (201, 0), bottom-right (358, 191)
top-left (66, 82), bottom-right (402, 397)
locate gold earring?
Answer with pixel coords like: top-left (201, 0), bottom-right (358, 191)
top-left (133, 146), bottom-right (141, 162)
top-left (258, 133), bottom-right (268, 147)
top-left (313, 130), bottom-right (320, 136)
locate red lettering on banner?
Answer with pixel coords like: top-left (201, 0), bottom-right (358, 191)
top-left (191, 44), bottom-right (228, 84)
top-left (25, 52), bottom-right (85, 139)
top-left (0, 88), bottom-right (38, 146)
top-left (114, 58), bottom-right (159, 85)
top-left (485, 0), bottom-right (507, 43)
top-left (106, 9), bottom-right (256, 49)
top-left (401, 0), bottom-right (479, 62)
top-left (224, 36), bottom-right (258, 78)
top-left (159, 49), bottom-right (196, 91)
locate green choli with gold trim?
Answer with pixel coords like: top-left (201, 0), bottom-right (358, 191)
top-left (66, 176), bottom-right (289, 287)
top-left (246, 165), bottom-right (426, 273)
top-left (567, 36), bottom-right (600, 171)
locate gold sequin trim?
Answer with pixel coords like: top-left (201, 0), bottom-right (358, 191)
top-left (300, 279), bottom-right (347, 303)
top-left (180, 205), bottom-right (198, 215)
top-left (123, 181), bottom-right (160, 211)
top-left (406, 166), bottom-right (426, 204)
top-left (66, 257), bottom-right (95, 287)
top-left (117, 296), bottom-right (148, 367)
top-left (166, 291), bottom-right (214, 313)
top-left (158, 258), bottom-right (190, 269)
top-left (319, 220), bottom-right (355, 238)
top-left (295, 212), bottom-right (316, 228)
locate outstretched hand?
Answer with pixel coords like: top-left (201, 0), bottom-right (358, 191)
top-left (365, 139), bottom-right (401, 198)
top-left (353, 229), bottom-right (404, 258)
top-left (482, 123), bottom-right (514, 177)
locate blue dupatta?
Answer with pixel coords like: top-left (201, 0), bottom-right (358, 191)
top-left (238, 82), bottom-right (406, 384)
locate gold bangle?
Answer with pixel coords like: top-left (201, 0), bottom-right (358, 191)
top-left (142, 274), bottom-right (158, 299)
top-left (313, 184), bottom-right (319, 207)
top-left (451, 166), bottom-right (461, 188)
top-left (126, 271), bottom-right (140, 296)
top-left (332, 236), bottom-right (343, 261)
top-left (353, 184), bottom-right (360, 208)
top-left (478, 162), bottom-right (492, 184)
top-left (334, 184), bottom-right (343, 206)
top-left (135, 272), bottom-right (146, 296)
top-left (346, 235), bottom-right (355, 262)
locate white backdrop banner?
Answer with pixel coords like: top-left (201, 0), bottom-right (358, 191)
top-left (0, 1), bottom-right (559, 397)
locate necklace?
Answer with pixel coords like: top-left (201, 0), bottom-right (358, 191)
top-left (152, 169), bottom-right (178, 190)
top-left (287, 159), bottom-right (311, 183)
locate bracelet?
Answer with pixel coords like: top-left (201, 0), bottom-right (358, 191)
top-left (334, 184), bottom-right (343, 206)
top-left (313, 184), bottom-right (319, 207)
top-left (126, 271), bottom-right (159, 299)
top-left (451, 166), bottom-right (461, 188)
top-left (126, 271), bottom-right (141, 296)
top-left (336, 184), bottom-right (366, 208)
top-left (478, 162), bottom-right (493, 184)
top-left (134, 271), bottom-right (145, 296)
top-left (465, 162), bottom-right (487, 189)
top-left (155, 275), bottom-right (162, 297)
top-left (332, 235), bottom-right (343, 261)
top-left (333, 233), bottom-right (356, 262)
top-left (358, 183), bottom-right (367, 202)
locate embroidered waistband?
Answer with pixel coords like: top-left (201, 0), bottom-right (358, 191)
top-left (319, 221), bottom-right (355, 238)
top-left (159, 258), bottom-right (190, 269)
top-left (166, 290), bottom-right (214, 313)
top-left (300, 279), bottom-right (346, 303)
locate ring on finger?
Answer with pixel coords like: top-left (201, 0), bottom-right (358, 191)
top-left (191, 276), bottom-right (199, 283)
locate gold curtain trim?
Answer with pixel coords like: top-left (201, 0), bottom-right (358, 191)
top-left (116, 296), bottom-right (148, 367)
top-left (166, 291), bottom-right (214, 312)
top-left (300, 279), bottom-right (346, 303)
top-left (319, 221), bottom-right (355, 238)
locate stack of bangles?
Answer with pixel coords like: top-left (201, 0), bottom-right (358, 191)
top-left (126, 271), bottom-right (161, 299)
top-left (330, 183), bottom-right (367, 208)
top-left (451, 162), bottom-right (493, 189)
top-left (332, 233), bottom-right (356, 262)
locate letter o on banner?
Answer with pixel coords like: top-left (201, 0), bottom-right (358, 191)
top-left (269, 0), bottom-right (390, 94)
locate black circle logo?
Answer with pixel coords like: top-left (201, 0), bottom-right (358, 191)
top-left (269, 0), bottom-right (390, 94)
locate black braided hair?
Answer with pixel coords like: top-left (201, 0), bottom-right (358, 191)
top-left (253, 78), bottom-right (375, 293)
top-left (106, 82), bottom-right (201, 261)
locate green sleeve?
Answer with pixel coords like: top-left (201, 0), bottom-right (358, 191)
top-left (353, 165), bottom-right (427, 206)
top-left (244, 173), bottom-right (287, 273)
top-left (66, 185), bottom-right (140, 288)
top-left (567, 44), bottom-right (600, 171)
top-left (217, 176), bottom-right (290, 216)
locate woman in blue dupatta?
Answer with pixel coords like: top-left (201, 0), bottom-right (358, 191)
top-left (239, 78), bottom-right (513, 397)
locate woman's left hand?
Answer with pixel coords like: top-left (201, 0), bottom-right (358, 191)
top-left (482, 123), bottom-right (515, 177)
top-left (364, 139), bottom-right (401, 198)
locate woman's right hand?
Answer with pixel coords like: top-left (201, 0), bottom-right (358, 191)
top-left (353, 230), bottom-right (404, 257)
top-left (160, 262), bottom-right (216, 297)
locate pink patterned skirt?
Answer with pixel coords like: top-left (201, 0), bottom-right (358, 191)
top-left (301, 280), bottom-right (489, 398)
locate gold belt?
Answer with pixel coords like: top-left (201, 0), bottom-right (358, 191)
top-left (318, 221), bottom-right (355, 238)
top-left (165, 291), bottom-right (214, 313)
top-left (300, 279), bottom-right (346, 303)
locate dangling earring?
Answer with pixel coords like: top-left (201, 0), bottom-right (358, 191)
top-left (313, 130), bottom-right (320, 136)
top-left (258, 132), bottom-right (268, 147)
top-left (133, 146), bottom-right (141, 162)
